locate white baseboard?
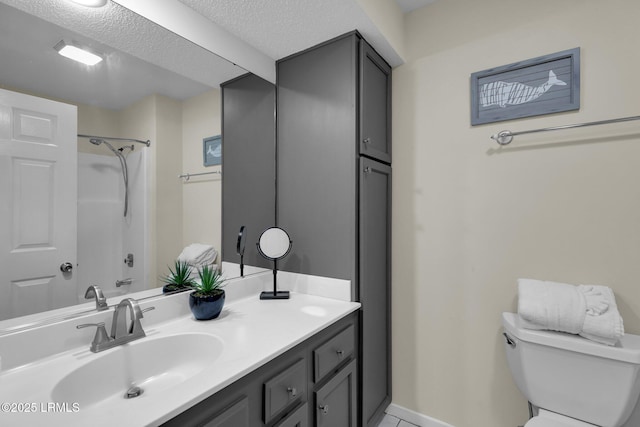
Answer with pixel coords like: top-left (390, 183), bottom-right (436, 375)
top-left (385, 403), bottom-right (456, 427)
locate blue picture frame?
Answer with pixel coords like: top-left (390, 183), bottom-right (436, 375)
top-left (203, 135), bottom-right (221, 166)
top-left (470, 48), bottom-right (580, 125)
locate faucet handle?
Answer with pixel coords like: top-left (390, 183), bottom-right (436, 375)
top-left (84, 285), bottom-right (108, 311)
top-left (77, 322), bottom-right (111, 353)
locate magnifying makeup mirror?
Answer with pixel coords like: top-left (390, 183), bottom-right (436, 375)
top-left (257, 227), bottom-right (292, 300)
top-left (236, 225), bottom-right (246, 277)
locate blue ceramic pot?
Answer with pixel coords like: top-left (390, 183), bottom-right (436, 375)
top-left (189, 290), bottom-right (225, 320)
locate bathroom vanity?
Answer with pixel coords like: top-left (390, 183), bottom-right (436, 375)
top-left (163, 308), bottom-right (358, 426)
top-left (0, 272), bottom-right (359, 427)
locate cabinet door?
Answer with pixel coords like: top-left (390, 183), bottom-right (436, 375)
top-left (202, 397), bottom-right (250, 427)
top-left (359, 41), bottom-right (392, 164)
top-left (359, 158), bottom-right (392, 426)
top-left (315, 359), bottom-right (357, 427)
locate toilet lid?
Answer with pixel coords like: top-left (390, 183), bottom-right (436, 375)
top-left (524, 410), bottom-right (594, 427)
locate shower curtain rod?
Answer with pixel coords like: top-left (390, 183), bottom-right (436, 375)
top-left (490, 115), bottom-right (640, 145)
top-left (78, 134), bottom-right (151, 147)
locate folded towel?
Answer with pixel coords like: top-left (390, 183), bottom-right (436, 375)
top-left (518, 278), bottom-right (586, 334)
top-left (579, 285), bottom-right (624, 345)
top-left (178, 243), bottom-right (217, 266)
top-left (517, 278), bottom-right (624, 345)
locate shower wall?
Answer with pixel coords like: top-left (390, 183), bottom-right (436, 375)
top-left (77, 150), bottom-right (147, 301)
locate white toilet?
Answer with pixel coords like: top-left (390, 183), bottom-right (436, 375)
top-left (501, 312), bottom-right (640, 427)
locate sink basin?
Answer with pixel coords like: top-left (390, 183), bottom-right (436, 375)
top-left (52, 333), bottom-right (223, 408)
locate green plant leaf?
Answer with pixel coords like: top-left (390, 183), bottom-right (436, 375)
top-left (194, 265), bottom-right (225, 295)
top-left (161, 260), bottom-right (196, 289)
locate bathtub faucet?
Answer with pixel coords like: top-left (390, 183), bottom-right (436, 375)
top-left (116, 278), bottom-right (133, 287)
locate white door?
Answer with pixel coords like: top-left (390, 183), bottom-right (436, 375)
top-left (0, 88), bottom-right (77, 321)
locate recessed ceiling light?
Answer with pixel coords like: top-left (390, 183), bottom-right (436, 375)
top-left (54, 41), bottom-right (103, 66)
top-left (68, 0), bottom-right (108, 7)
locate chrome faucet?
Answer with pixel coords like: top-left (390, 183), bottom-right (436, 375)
top-left (84, 285), bottom-right (108, 311)
top-left (77, 298), bottom-right (155, 353)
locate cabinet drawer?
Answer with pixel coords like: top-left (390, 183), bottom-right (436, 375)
top-left (313, 324), bottom-right (355, 382)
top-left (202, 396), bottom-right (249, 427)
top-left (264, 358), bottom-right (307, 424)
top-left (274, 403), bottom-right (309, 427)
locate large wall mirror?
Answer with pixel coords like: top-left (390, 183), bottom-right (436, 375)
top-left (0, 0), bottom-right (272, 328)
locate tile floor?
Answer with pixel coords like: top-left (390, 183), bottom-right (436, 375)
top-left (377, 413), bottom-right (419, 427)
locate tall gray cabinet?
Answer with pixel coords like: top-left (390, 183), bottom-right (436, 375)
top-left (277, 32), bottom-right (392, 427)
top-left (221, 74), bottom-right (276, 269)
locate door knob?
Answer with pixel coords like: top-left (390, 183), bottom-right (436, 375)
top-left (60, 262), bottom-right (73, 273)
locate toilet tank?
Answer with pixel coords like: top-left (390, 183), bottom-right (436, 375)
top-left (502, 312), bottom-right (640, 427)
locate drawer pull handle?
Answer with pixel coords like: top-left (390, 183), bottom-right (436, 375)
top-left (336, 350), bottom-right (344, 358)
top-left (319, 404), bottom-right (329, 415)
top-left (287, 387), bottom-right (298, 398)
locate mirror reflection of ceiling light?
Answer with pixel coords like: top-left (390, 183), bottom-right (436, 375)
top-left (54, 41), bottom-right (103, 66)
top-left (68, 0), bottom-right (108, 7)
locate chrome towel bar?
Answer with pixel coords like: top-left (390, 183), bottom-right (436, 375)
top-left (490, 115), bottom-right (640, 145)
top-left (179, 171), bottom-right (221, 181)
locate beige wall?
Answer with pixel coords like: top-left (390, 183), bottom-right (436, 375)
top-left (355, 0), bottom-right (405, 60)
top-left (392, 0), bottom-right (640, 426)
top-left (181, 89), bottom-right (222, 257)
top-left (152, 95), bottom-right (184, 283)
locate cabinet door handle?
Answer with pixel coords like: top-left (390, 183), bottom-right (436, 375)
top-left (364, 166), bottom-right (371, 174)
top-left (363, 137), bottom-right (371, 144)
top-left (319, 404), bottom-right (329, 415)
top-left (287, 387), bottom-right (297, 398)
top-left (336, 350), bottom-right (344, 358)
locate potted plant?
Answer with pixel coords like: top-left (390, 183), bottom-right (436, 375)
top-left (189, 265), bottom-right (226, 320)
top-left (161, 260), bottom-right (196, 294)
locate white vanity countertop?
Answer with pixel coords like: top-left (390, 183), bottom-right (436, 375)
top-left (0, 291), bottom-right (360, 426)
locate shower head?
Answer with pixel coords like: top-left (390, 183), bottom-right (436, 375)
top-left (89, 138), bottom-right (104, 146)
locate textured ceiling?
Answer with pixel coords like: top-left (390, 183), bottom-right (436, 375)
top-left (176, 0), bottom-right (381, 61)
top-left (0, 0), bottom-right (433, 110)
top-left (0, 0), bottom-right (245, 110)
top-left (174, 0), bottom-right (436, 64)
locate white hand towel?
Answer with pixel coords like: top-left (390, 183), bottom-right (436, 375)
top-left (518, 278), bottom-right (586, 334)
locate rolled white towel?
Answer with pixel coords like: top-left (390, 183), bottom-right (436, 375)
top-left (178, 243), bottom-right (217, 266)
top-left (517, 278), bottom-right (624, 346)
top-left (518, 278), bottom-right (586, 334)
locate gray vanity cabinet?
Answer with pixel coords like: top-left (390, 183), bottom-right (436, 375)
top-left (221, 73), bottom-right (276, 269)
top-left (277, 31), bottom-right (392, 427)
top-left (161, 312), bottom-right (357, 427)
